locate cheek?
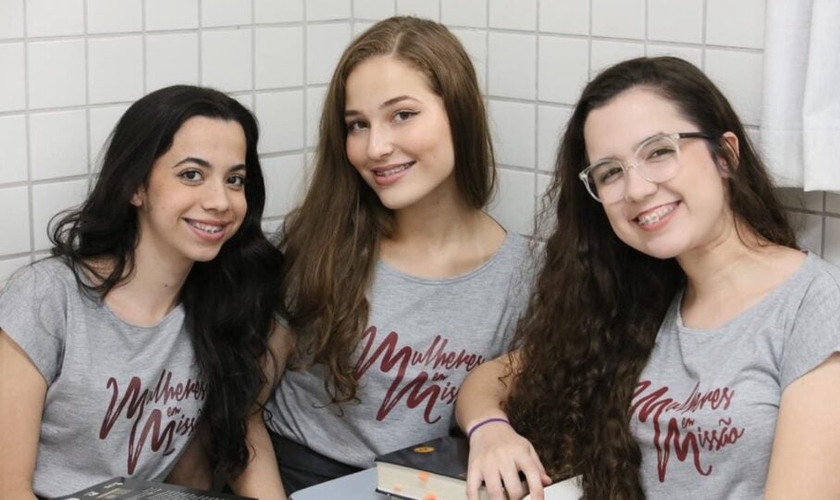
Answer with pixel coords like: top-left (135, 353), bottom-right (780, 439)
top-left (345, 136), bottom-right (365, 171)
top-left (603, 206), bottom-right (636, 244)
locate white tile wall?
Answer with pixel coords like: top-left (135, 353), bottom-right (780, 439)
top-left (647, 0), bottom-right (703, 44)
top-left (306, 86), bottom-right (327, 149)
top-left (354, 0), bottom-right (396, 20)
top-left (540, 0), bottom-right (589, 35)
top-left (29, 110), bottom-right (88, 180)
top-left (255, 90), bottom-right (305, 155)
top-left (263, 154), bottom-right (307, 218)
top-left (306, 22), bottom-right (352, 84)
top-left (451, 28), bottom-right (487, 91)
top-left (537, 105), bottom-right (570, 172)
top-left (0, 115), bottom-right (28, 184)
top-left (490, 168), bottom-right (536, 235)
top-left (145, 0), bottom-right (199, 31)
top-left (489, 0), bottom-right (537, 31)
top-left (87, 0), bottom-right (143, 34)
top-left (307, 0), bottom-right (351, 21)
top-left (706, 0), bottom-right (765, 49)
top-left (0, 43), bottom-right (26, 112)
top-left (28, 40), bottom-right (86, 109)
top-left (538, 36), bottom-right (588, 104)
top-left (256, 27), bottom-right (304, 89)
top-left (201, 29), bottom-right (253, 92)
top-left (0, 186), bottom-right (31, 255)
top-left (488, 32), bottom-right (536, 99)
top-left (489, 100), bottom-right (536, 168)
top-left (705, 49), bottom-right (764, 126)
top-left (88, 36), bottom-right (144, 104)
top-left (26, 0), bottom-right (85, 37)
top-left (202, 0), bottom-right (252, 27)
top-left (0, 0), bottom-right (25, 39)
top-left (255, 0), bottom-right (304, 23)
top-left (89, 104), bottom-right (130, 167)
top-left (31, 180), bottom-right (88, 251)
top-left (442, 0), bottom-right (487, 28)
top-left (397, 0), bottom-right (440, 19)
top-left (145, 33), bottom-right (200, 91)
top-left (591, 0), bottom-right (645, 40)
top-left (2, 0), bottom-right (838, 284)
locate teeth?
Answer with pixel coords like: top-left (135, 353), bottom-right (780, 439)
top-left (190, 221), bottom-right (223, 234)
top-left (375, 163), bottom-right (411, 177)
top-left (637, 205), bottom-right (676, 226)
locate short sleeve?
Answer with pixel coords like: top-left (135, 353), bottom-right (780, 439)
top-left (781, 268), bottom-right (840, 389)
top-left (0, 262), bottom-right (69, 383)
top-left (501, 236), bottom-right (539, 348)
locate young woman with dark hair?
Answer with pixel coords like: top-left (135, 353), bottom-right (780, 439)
top-left (456, 57), bottom-right (840, 499)
top-left (263, 16), bottom-right (534, 494)
top-left (0, 85), bottom-right (285, 499)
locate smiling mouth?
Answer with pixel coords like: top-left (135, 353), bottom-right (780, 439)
top-left (636, 203), bottom-right (677, 226)
top-left (186, 220), bottom-right (224, 234)
top-left (373, 162), bottom-right (414, 177)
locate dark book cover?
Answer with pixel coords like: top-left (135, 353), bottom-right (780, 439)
top-left (375, 435), bottom-right (470, 482)
top-left (51, 477), bottom-right (256, 500)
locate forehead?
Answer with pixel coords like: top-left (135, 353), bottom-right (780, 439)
top-left (344, 56), bottom-right (434, 108)
top-left (583, 88), bottom-right (692, 157)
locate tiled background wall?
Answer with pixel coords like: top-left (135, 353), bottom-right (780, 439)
top-left (0, 0), bottom-right (837, 284)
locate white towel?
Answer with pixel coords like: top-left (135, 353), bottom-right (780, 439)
top-left (761, 0), bottom-right (840, 191)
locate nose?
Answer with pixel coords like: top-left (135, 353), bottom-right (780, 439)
top-left (623, 164), bottom-right (657, 202)
top-left (366, 124), bottom-right (393, 160)
top-left (201, 178), bottom-right (232, 212)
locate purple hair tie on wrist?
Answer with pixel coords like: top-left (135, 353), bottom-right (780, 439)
top-left (467, 417), bottom-right (510, 440)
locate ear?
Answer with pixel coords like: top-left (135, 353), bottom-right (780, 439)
top-left (717, 132), bottom-right (740, 174)
top-left (130, 186), bottom-right (145, 208)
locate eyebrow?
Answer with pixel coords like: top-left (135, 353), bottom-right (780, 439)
top-left (592, 132), bottom-right (669, 163)
top-left (173, 157), bottom-right (247, 173)
top-left (344, 95), bottom-right (421, 118)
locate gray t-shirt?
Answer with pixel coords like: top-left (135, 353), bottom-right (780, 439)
top-left (0, 258), bottom-right (205, 498)
top-left (266, 231), bottom-right (533, 468)
top-left (630, 252), bottom-right (840, 499)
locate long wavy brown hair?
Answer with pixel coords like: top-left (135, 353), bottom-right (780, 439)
top-left (504, 57), bottom-right (796, 498)
top-left (278, 16), bottom-right (496, 403)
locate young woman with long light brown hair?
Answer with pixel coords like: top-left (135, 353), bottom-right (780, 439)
top-left (263, 16), bottom-right (534, 494)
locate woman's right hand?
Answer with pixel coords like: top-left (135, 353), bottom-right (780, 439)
top-left (466, 420), bottom-right (551, 500)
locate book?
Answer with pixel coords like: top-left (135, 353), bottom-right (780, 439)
top-left (51, 477), bottom-right (256, 500)
top-left (375, 435), bottom-right (492, 500)
top-left (375, 435), bottom-right (583, 500)
top-left (524, 476), bottom-right (583, 500)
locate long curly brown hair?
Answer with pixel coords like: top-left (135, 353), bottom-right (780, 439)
top-left (278, 16), bottom-right (496, 403)
top-left (504, 57), bottom-right (796, 498)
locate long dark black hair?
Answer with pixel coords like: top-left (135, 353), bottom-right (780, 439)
top-left (50, 85), bottom-right (284, 478)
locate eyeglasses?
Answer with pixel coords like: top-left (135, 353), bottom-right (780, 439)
top-left (578, 132), bottom-right (713, 203)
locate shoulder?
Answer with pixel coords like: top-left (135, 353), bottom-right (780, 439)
top-left (792, 253), bottom-right (840, 312)
top-left (778, 253), bottom-right (840, 388)
top-left (1, 258), bottom-right (76, 296)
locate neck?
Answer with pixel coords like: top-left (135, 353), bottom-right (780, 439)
top-left (103, 237), bottom-right (194, 326)
top-left (677, 218), bottom-right (780, 303)
top-left (392, 200), bottom-right (483, 246)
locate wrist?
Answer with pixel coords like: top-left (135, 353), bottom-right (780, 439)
top-left (466, 416), bottom-right (511, 440)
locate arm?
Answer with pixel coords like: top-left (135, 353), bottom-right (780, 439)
top-left (764, 352), bottom-right (840, 499)
top-left (228, 322), bottom-right (295, 500)
top-left (166, 424), bottom-right (212, 489)
top-left (455, 351), bottom-right (550, 500)
top-left (0, 329), bottom-right (46, 500)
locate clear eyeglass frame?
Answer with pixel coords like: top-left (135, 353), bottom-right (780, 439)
top-left (578, 132), bottom-right (713, 203)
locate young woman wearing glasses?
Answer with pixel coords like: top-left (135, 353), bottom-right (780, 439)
top-left (455, 57), bottom-right (840, 499)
